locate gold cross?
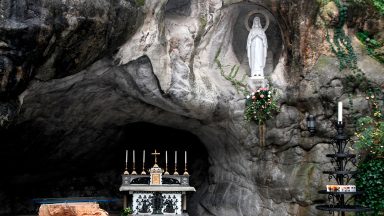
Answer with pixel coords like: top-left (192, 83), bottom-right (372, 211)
top-left (151, 149), bottom-right (160, 164)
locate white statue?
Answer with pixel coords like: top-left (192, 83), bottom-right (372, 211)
top-left (247, 17), bottom-right (268, 77)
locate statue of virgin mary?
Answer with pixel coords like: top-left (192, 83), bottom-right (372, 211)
top-left (247, 17), bottom-right (268, 77)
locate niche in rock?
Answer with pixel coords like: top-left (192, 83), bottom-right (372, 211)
top-left (232, 3), bottom-right (283, 76)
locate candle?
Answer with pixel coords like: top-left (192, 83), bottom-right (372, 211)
top-left (166, 151), bottom-right (168, 164)
top-left (133, 150), bottom-right (135, 163)
top-left (175, 151), bottom-right (177, 164)
top-left (338, 101), bottom-right (343, 122)
top-left (143, 150), bottom-right (145, 163)
top-left (185, 151), bottom-right (187, 164)
top-left (125, 150), bottom-right (128, 163)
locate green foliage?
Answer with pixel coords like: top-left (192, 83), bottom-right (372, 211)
top-left (354, 89), bottom-right (384, 156)
top-left (326, 0), bottom-right (358, 71)
top-left (244, 88), bottom-right (280, 124)
top-left (356, 31), bottom-right (384, 64)
top-left (332, 1), bottom-right (384, 212)
top-left (356, 31), bottom-right (381, 49)
top-left (199, 16), bottom-right (207, 30)
top-left (372, 0), bottom-right (384, 15)
top-left (135, 0), bottom-right (145, 7)
top-left (355, 117), bottom-right (384, 158)
top-left (331, 1), bottom-right (384, 66)
top-left (346, 0), bottom-right (365, 5)
top-left (343, 73), bottom-right (372, 94)
top-left (356, 158), bottom-right (384, 215)
top-left (347, 0), bottom-right (384, 15)
top-left (354, 92), bottom-right (384, 214)
top-left (121, 207), bottom-right (133, 216)
top-left (214, 48), bottom-right (249, 96)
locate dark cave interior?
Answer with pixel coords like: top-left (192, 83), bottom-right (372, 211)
top-left (0, 122), bottom-right (209, 214)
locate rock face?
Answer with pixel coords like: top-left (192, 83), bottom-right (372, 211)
top-left (38, 203), bottom-right (108, 216)
top-left (0, 0), bottom-right (383, 216)
top-left (0, 0), bottom-right (142, 126)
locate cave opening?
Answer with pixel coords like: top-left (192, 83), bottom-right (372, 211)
top-left (115, 122), bottom-right (210, 191)
top-left (0, 121), bottom-right (210, 214)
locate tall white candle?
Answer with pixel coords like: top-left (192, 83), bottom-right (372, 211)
top-left (175, 151), bottom-right (177, 164)
top-left (143, 150), bottom-right (145, 163)
top-left (166, 151), bottom-right (168, 164)
top-left (185, 151), bottom-right (187, 164)
top-left (338, 101), bottom-right (343, 122)
top-left (125, 150), bottom-right (128, 163)
top-left (133, 150), bottom-right (135, 163)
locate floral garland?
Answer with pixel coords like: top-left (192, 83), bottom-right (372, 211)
top-left (244, 87), bottom-right (280, 124)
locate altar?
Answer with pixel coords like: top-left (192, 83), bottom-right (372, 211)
top-left (120, 150), bottom-right (195, 215)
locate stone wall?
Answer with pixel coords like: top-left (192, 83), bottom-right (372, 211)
top-left (0, 0), bottom-right (383, 215)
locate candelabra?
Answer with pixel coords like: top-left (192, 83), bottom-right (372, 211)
top-left (316, 122), bottom-right (371, 215)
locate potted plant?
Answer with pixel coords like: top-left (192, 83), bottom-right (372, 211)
top-left (121, 207), bottom-right (133, 216)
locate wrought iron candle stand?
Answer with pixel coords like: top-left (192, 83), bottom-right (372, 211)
top-left (316, 122), bottom-right (371, 215)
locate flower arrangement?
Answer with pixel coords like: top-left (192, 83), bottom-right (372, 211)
top-left (244, 87), bottom-right (280, 124)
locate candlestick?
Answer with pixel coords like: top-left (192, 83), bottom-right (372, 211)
top-left (141, 163), bottom-right (146, 175)
top-left (141, 150), bottom-right (146, 175)
top-left (183, 151), bottom-right (189, 175)
top-left (174, 151), bottom-right (179, 175)
top-left (338, 101), bottom-right (343, 123)
top-left (124, 149), bottom-right (129, 174)
top-left (164, 150), bottom-right (169, 175)
top-left (143, 150), bottom-right (145, 163)
top-left (133, 150), bottom-right (135, 163)
top-left (131, 150), bottom-right (137, 175)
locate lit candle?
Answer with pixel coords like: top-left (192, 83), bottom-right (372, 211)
top-left (166, 151), bottom-right (168, 164)
top-left (185, 151), bottom-right (187, 164)
top-left (143, 150), bottom-right (145, 163)
top-left (133, 150), bottom-right (135, 163)
top-left (338, 101), bottom-right (343, 123)
top-left (175, 151), bottom-right (177, 164)
top-left (125, 150), bottom-right (128, 163)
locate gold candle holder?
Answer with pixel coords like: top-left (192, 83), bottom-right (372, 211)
top-left (164, 163), bottom-right (169, 175)
top-left (183, 163), bottom-right (189, 176)
top-left (124, 162), bottom-right (129, 175)
top-left (174, 163), bottom-right (179, 175)
top-left (131, 162), bottom-right (137, 175)
top-left (141, 162), bottom-right (146, 175)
